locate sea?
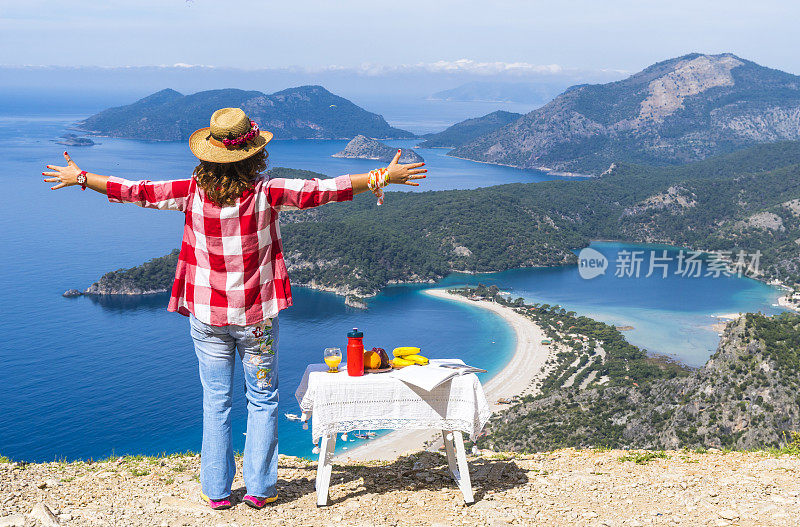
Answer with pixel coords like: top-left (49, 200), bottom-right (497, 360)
top-left (0, 92), bottom-right (787, 462)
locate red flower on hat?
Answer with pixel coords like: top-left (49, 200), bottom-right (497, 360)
top-left (223, 120), bottom-right (260, 148)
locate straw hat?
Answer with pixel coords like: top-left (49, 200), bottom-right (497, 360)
top-left (189, 108), bottom-right (273, 163)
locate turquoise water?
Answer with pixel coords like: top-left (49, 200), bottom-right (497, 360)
top-left (437, 241), bottom-right (787, 367)
top-left (0, 103), bottom-right (786, 463)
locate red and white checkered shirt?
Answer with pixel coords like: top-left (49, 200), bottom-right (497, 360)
top-left (107, 174), bottom-right (353, 326)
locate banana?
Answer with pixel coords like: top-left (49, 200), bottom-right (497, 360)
top-left (391, 357), bottom-right (415, 367)
top-left (392, 346), bottom-right (421, 357)
top-left (404, 354), bottom-right (429, 365)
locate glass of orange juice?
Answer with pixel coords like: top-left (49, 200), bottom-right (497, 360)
top-left (324, 347), bottom-right (342, 373)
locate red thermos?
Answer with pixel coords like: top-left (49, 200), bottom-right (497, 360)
top-left (347, 328), bottom-right (364, 376)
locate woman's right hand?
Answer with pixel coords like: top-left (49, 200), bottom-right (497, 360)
top-left (43, 152), bottom-right (82, 190)
top-left (386, 149), bottom-right (427, 186)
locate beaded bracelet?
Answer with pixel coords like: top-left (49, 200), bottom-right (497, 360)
top-left (367, 167), bottom-right (390, 205)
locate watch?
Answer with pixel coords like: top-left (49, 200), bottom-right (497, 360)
top-left (77, 171), bottom-right (88, 191)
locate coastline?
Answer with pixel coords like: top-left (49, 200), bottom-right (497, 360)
top-left (337, 288), bottom-right (555, 461)
top-left (445, 152), bottom-right (595, 178)
top-left (778, 294), bottom-right (800, 313)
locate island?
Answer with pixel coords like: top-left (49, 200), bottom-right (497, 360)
top-left (55, 133), bottom-right (96, 147)
top-left (332, 135), bottom-right (424, 163)
top-left (76, 86), bottom-right (415, 141)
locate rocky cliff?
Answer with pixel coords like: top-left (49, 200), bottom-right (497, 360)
top-left (332, 135), bottom-right (424, 163)
top-left (452, 53), bottom-right (800, 175)
top-left (77, 86), bottom-right (414, 141)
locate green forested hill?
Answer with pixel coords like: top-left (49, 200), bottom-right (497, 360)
top-left (477, 295), bottom-right (800, 451)
top-left (89, 141), bottom-right (800, 297)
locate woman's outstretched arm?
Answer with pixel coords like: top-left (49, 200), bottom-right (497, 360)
top-left (43, 152), bottom-right (108, 193)
top-left (266, 149), bottom-right (427, 211)
top-left (43, 151), bottom-right (193, 211)
top-left (348, 149), bottom-right (427, 195)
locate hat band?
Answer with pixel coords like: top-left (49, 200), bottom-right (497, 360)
top-left (209, 120), bottom-right (260, 150)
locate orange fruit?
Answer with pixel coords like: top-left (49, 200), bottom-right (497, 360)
top-left (364, 350), bottom-right (382, 370)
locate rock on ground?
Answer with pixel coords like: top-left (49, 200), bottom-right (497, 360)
top-left (1, 449), bottom-right (799, 526)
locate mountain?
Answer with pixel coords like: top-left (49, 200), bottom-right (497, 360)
top-left (478, 303), bottom-right (800, 451)
top-left (429, 81), bottom-right (560, 105)
top-left (76, 86), bottom-right (414, 141)
top-left (332, 135), bottom-right (423, 163)
top-left (88, 141), bottom-right (800, 298)
top-left (451, 53), bottom-right (800, 175)
top-left (418, 111), bottom-right (522, 148)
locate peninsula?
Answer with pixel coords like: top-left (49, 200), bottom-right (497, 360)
top-left (456, 287), bottom-right (800, 453)
top-left (332, 135), bottom-right (424, 163)
top-left (81, 139), bottom-right (800, 300)
top-left (348, 284), bottom-right (800, 458)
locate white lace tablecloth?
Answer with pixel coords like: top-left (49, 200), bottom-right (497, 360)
top-left (295, 364), bottom-right (492, 442)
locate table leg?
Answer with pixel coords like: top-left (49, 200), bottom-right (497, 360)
top-left (315, 433), bottom-right (337, 507)
top-left (442, 430), bottom-right (474, 504)
top-left (442, 430), bottom-right (458, 477)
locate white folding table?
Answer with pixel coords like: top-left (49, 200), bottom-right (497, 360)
top-left (295, 364), bottom-right (491, 506)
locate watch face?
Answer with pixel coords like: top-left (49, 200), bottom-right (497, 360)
top-left (77, 174), bottom-right (86, 184)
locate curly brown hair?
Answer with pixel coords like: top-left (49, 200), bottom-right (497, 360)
top-left (193, 150), bottom-right (268, 207)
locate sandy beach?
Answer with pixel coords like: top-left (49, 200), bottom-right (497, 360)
top-left (778, 294), bottom-right (800, 312)
top-left (338, 288), bottom-right (555, 461)
top-left (709, 312), bottom-right (745, 332)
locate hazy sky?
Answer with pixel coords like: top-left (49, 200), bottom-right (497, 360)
top-left (1, 0), bottom-right (798, 75)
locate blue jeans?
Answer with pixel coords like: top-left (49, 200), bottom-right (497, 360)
top-left (189, 314), bottom-right (279, 500)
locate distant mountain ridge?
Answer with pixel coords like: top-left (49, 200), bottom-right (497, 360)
top-left (452, 53), bottom-right (800, 175)
top-left (429, 81), bottom-right (558, 104)
top-left (418, 110), bottom-right (522, 148)
top-left (77, 86), bottom-right (414, 141)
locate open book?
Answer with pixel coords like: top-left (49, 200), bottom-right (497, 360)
top-left (389, 359), bottom-right (486, 391)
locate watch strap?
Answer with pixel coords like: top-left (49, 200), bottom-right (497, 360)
top-left (78, 171), bottom-right (88, 191)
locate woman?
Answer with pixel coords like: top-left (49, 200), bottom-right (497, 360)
top-left (43, 107), bottom-right (426, 510)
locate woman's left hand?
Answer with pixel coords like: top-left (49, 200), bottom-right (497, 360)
top-left (43, 152), bottom-right (81, 190)
top-left (386, 149), bottom-right (427, 186)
